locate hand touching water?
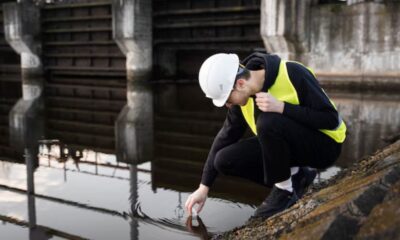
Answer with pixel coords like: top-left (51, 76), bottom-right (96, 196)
top-left (255, 92), bottom-right (284, 113)
top-left (185, 184), bottom-right (209, 215)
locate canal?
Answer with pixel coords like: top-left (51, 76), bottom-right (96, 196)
top-left (0, 90), bottom-right (399, 240)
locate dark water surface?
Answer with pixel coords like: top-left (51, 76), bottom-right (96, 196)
top-left (0, 91), bottom-right (399, 240)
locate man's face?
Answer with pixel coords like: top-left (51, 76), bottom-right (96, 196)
top-left (225, 79), bottom-right (250, 108)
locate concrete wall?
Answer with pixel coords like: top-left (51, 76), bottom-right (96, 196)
top-left (261, 0), bottom-right (400, 79)
top-left (260, 0), bottom-right (311, 60)
top-left (305, 2), bottom-right (400, 74)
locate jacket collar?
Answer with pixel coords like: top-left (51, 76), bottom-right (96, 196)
top-left (241, 52), bottom-right (281, 92)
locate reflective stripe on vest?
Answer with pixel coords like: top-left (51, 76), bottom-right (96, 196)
top-left (240, 60), bottom-right (347, 143)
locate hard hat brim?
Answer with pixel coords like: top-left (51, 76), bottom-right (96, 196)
top-left (212, 91), bottom-right (231, 107)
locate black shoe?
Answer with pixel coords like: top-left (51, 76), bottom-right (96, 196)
top-left (292, 167), bottom-right (317, 198)
top-left (252, 186), bottom-right (298, 219)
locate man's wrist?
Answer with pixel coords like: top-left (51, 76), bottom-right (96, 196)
top-left (279, 101), bottom-right (285, 114)
top-left (199, 184), bottom-right (210, 193)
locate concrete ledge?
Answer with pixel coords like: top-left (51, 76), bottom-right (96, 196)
top-left (317, 72), bottom-right (400, 92)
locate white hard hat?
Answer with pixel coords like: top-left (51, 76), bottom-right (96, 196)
top-left (198, 53), bottom-right (239, 107)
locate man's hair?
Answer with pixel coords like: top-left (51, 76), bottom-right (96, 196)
top-left (235, 64), bottom-right (251, 82)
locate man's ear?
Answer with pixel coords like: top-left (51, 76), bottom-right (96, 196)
top-left (236, 79), bottom-right (246, 89)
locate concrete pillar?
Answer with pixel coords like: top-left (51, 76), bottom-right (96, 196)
top-left (3, 0), bottom-right (44, 151)
top-left (260, 0), bottom-right (311, 60)
top-left (25, 146), bottom-right (49, 240)
top-left (112, 0), bottom-right (153, 164)
top-left (129, 165), bottom-right (139, 240)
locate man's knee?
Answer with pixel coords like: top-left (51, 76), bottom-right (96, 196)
top-left (214, 148), bottom-right (232, 174)
top-left (256, 112), bottom-right (286, 136)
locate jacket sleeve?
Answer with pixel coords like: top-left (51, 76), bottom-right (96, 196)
top-left (200, 105), bottom-right (247, 187)
top-left (283, 62), bottom-right (340, 130)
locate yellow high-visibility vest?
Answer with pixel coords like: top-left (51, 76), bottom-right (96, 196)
top-left (240, 60), bottom-right (346, 143)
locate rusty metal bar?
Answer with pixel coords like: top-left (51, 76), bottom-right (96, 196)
top-left (43, 15), bottom-right (111, 23)
top-left (44, 53), bottom-right (124, 58)
top-left (43, 1), bottom-right (111, 10)
top-left (154, 36), bottom-right (262, 44)
top-left (45, 77), bottom-right (125, 87)
top-left (154, 19), bottom-right (260, 29)
top-left (154, 6), bottom-right (259, 16)
top-left (44, 41), bottom-right (115, 46)
top-left (44, 27), bottom-right (112, 33)
top-left (46, 83), bottom-right (125, 91)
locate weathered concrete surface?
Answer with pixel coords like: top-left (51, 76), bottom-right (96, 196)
top-left (3, 0), bottom-right (44, 151)
top-left (261, 1), bottom-right (400, 90)
top-left (112, 0), bottom-right (154, 164)
top-left (215, 139), bottom-right (400, 240)
top-left (306, 2), bottom-right (400, 74)
top-left (260, 0), bottom-right (311, 60)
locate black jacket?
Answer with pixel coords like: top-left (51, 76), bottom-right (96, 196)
top-left (201, 53), bottom-right (340, 187)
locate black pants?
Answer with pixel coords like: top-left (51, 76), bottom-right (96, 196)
top-left (213, 112), bottom-right (342, 186)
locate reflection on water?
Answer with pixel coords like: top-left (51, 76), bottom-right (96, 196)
top-left (0, 141), bottom-right (254, 239)
top-left (306, 91), bottom-right (400, 181)
top-left (0, 91), bottom-right (399, 239)
top-left (333, 91), bottom-right (400, 166)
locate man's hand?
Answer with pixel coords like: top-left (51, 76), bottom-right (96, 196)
top-left (185, 184), bottom-right (209, 215)
top-left (255, 92), bottom-right (284, 113)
